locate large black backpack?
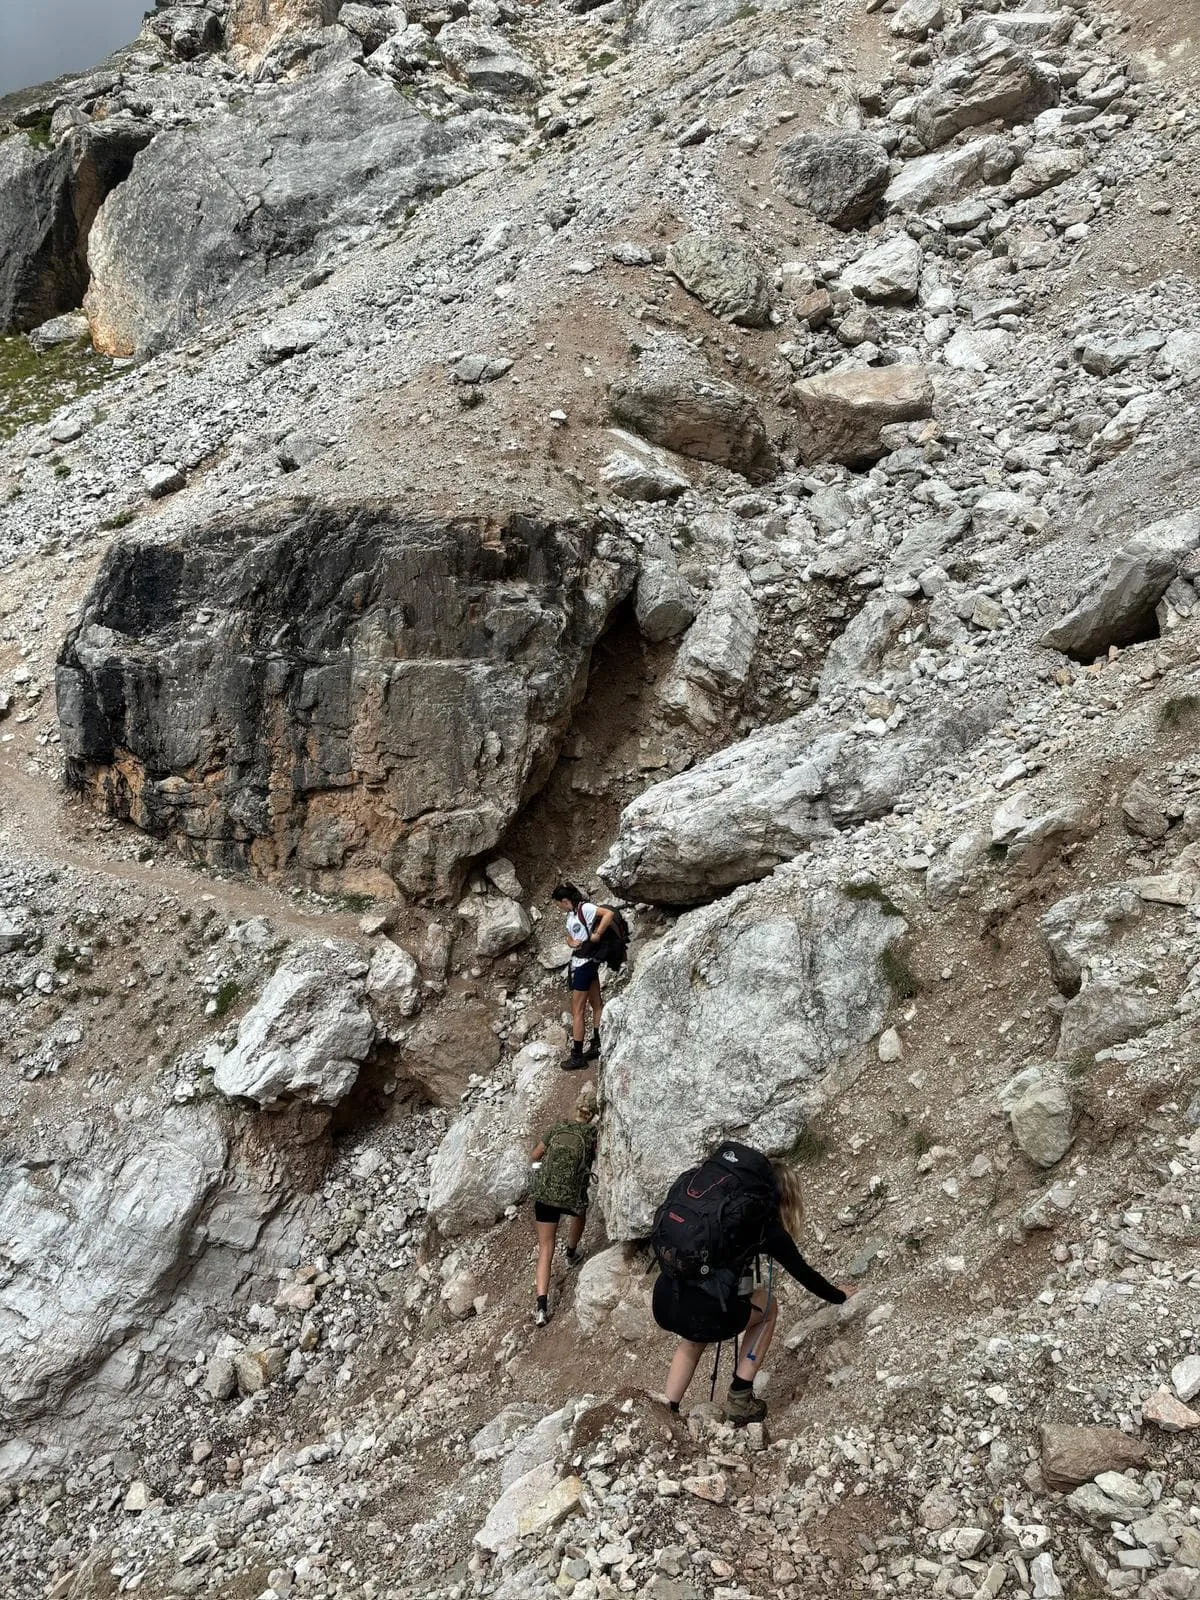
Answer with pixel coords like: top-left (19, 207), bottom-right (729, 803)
top-left (651, 1143), bottom-right (779, 1305)
top-left (581, 905), bottom-right (631, 972)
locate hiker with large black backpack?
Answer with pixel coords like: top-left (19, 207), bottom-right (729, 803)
top-left (528, 1082), bottom-right (600, 1326)
top-left (650, 1142), bottom-right (855, 1425)
top-left (552, 881), bottom-right (630, 1071)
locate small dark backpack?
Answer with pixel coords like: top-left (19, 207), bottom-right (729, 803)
top-left (532, 1121), bottom-right (596, 1215)
top-left (651, 1143), bottom-right (779, 1305)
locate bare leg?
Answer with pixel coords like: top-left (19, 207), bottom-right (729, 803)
top-left (571, 988), bottom-right (587, 1045)
top-left (535, 1220), bottom-right (558, 1298)
top-left (735, 1286), bottom-right (778, 1382)
top-left (588, 977), bottom-right (603, 1033)
top-left (665, 1339), bottom-right (707, 1406)
top-left (564, 1214), bottom-right (585, 1251)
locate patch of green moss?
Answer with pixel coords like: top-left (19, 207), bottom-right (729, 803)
top-left (100, 508), bottom-right (136, 531)
top-left (588, 50), bottom-right (619, 69)
top-left (0, 334), bottom-right (120, 442)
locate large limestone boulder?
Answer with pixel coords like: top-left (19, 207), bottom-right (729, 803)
top-left (603, 694), bottom-right (1003, 903)
top-left (666, 233), bottom-right (771, 327)
top-left (1040, 514), bottom-right (1200, 661)
top-left (600, 869), bottom-right (904, 1238)
top-left (635, 540), bottom-right (697, 642)
top-left (85, 70), bottom-right (521, 354)
top-left (1001, 1067), bottom-right (1073, 1167)
top-left (210, 943), bottom-right (375, 1106)
top-left (145, 4), bottom-right (225, 59)
top-left (910, 40), bottom-right (1059, 149)
top-left (427, 1042), bottom-right (556, 1236)
top-left (608, 342), bottom-right (774, 482)
top-left (1039, 888), bottom-right (1143, 996)
top-left (57, 501), bottom-right (634, 901)
top-left (0, 118), bottom-right (154, 334)
top-left (434, 22), bottom-right (542, 97)
top-left (0, 1107), bottom-right (300, 1474)
top-left (773, 132), bottom-right (890, 228)
top-left (1056, 980), bottom-right (1162, 1060)
top-left (841, 235), bottom-right (923, 303)
top-left (659, 569), bottom-right (759, 730)
top-left (883, 137), bottom-right (1017, 214)
top-left (574, 1245), bottom-right (654, 1340)
top-left (600, 430), bottom-right (692, 503)
top-left (793, 366), bottom-right (934, 467)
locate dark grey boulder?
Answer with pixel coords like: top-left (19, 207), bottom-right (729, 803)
top-left (85, 70), bottom-right (522, 355)
top-left (0, 120), bottom-right (154, 334)
top-left (608, 344), bottom-right (775, 483)
top-left (666, 233), bottom-right (771, 328)
top-left (56, 501), bottom-right (634, 902)
top-left (145, 5), bottom-right (225, 59)
top-left (773, 131), bottom-right (890, 229)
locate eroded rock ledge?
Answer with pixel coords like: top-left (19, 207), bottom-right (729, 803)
top-left (56, 500), bottom-right (633, 899)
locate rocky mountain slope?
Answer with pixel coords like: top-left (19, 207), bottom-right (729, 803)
top-left (1, 0), bottom-right (1199, 1596)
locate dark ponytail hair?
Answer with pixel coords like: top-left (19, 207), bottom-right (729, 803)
top-left (552, 881), bottom-right (583, 907)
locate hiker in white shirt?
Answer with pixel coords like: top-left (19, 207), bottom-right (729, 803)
top-left (552, 881), bottom-right (613, 1071)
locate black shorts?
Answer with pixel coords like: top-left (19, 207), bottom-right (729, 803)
top-left (534, 1202), bottom-right (581, 1224)
top-left (652, 1274), bottom-right (753, 1344)
top-left (569, 961), bottom-right (600, 992)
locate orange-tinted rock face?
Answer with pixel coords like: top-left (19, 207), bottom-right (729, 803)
top-left (56, 500), bottom-right (634, 902)
top-left (227, 0), bottom-right (342, 54)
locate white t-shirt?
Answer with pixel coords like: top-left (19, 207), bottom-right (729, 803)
top-left (567, 903), bottom-right (599, 969)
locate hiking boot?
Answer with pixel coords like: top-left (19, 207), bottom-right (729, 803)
top-left (561, 1050), bottom-right (587, 1072)
top-left (535, 1305), bottom-right (550, 1328)
top-left (584, 1033), bottom-right (601, 1060)
top-left (564, 1245), bottom-right (582, 1269)
top-left (723, 1386), bottom-right (767, 1427)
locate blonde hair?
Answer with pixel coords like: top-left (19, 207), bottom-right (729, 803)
top-left (772, 1162), bottom-right (806, 1238)
top-left (576, 1083), bottom-right (599, 1120)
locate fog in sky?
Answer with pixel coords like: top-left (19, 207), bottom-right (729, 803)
top-left (0, 0), bottom-right (151, 97)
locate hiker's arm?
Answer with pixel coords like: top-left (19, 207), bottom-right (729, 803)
top-left (530, 1140), bottom-right (546, 1162)
top-left (764, 1219), bottom-right (847, 1304)
top-left (591, 907), bottom-right (615, 937)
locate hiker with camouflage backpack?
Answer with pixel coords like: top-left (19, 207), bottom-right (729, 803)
top-left (529, 1082), bottom-right (600, 1326)
top-left (650, 1142), bottom-right (855, 1424)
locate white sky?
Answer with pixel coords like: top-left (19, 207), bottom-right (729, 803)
top-left (0, 0), bottom-right (151, 96)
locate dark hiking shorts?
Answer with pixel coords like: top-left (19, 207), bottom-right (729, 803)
top-left (535, 1202), bottom-right (581, 1224)
top-left (569, 960), bottom-right (600, 992)
top-left (653, 1274), bottom-right (753, 1344)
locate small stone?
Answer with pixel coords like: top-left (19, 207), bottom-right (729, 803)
top-left (203, 1354), bottom-right (236, 1401)
top-left (1171, 1355), bottom-right (1200, 1404)
top-left (123, 1481), bottom-right (151, 1513)
top-left (1143, 1386), bottom-right (1200, 1432)
top-left (877, 1027), bottom-right (902, 1062)
top-left (684, 1473), bottom-right (727, 1503)
top-left (143, 463), bottom-right (186, 499)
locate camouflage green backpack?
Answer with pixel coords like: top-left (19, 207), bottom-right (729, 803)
top-left (532, 1121), bottom-right (596, 1215)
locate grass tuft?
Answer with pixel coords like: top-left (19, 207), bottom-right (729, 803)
top-left (212, 979), bottom-right (241, 1018)
top-left (881, 944), bottom-right (920, 1000)
top-left (784, 1126), bottom-right (830, 1165)
top-left (843, 879), bottom-right (904, 917)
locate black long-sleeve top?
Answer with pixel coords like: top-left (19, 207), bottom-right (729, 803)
top-left (764, 1218), bottom-right (847, 1304)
